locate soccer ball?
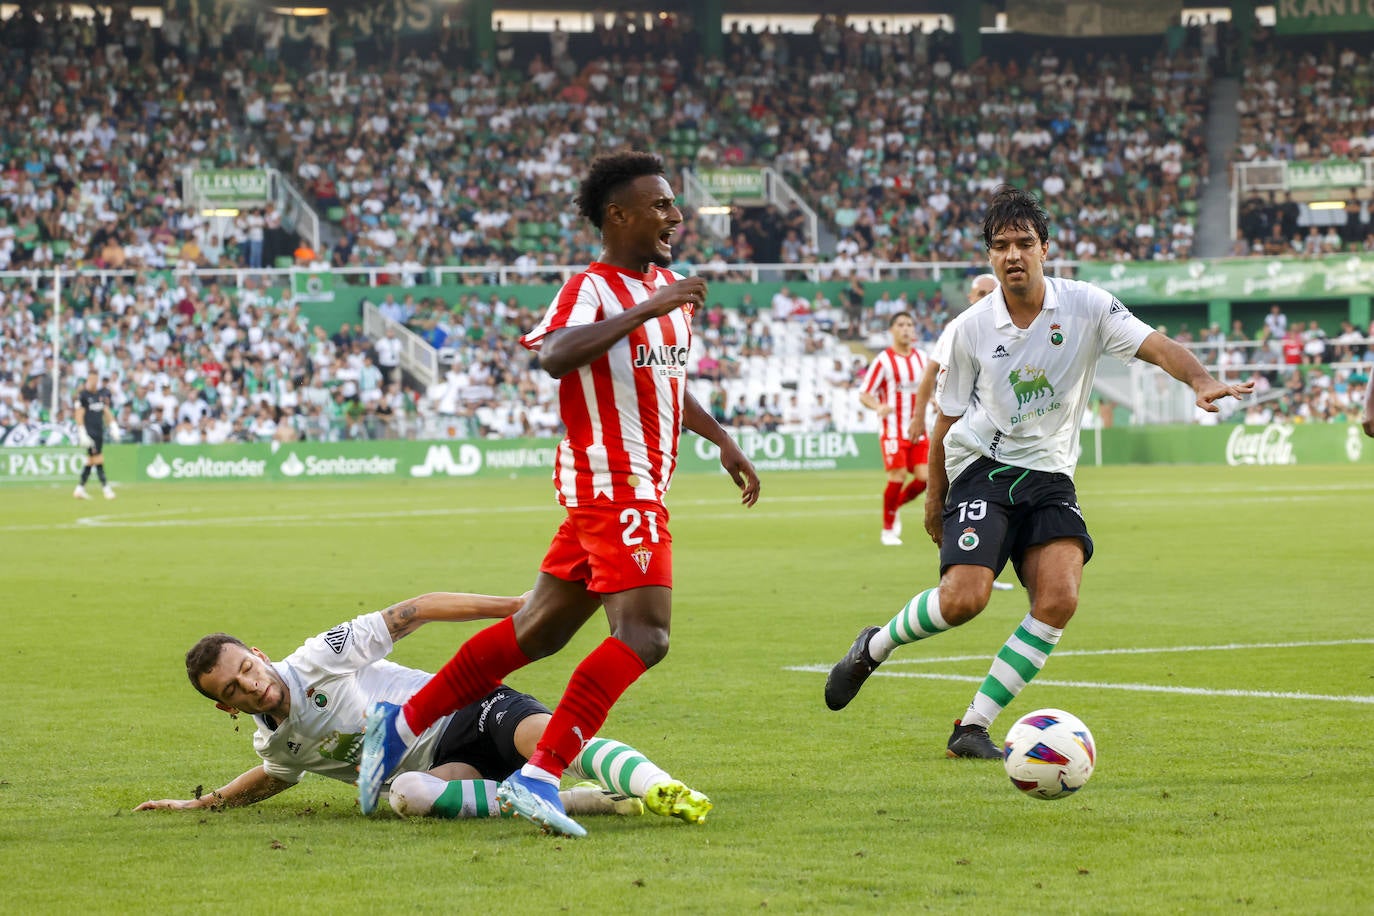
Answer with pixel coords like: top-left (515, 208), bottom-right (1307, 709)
top-left (1002, 708), bottom-right (1096, 800)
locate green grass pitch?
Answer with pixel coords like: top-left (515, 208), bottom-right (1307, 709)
top-left (2, 464), bottom-right (1371, 912)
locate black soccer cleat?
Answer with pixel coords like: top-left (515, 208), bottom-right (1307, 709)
top-left (946, 719), bottom-right (1002, 759)
top-left (824, 626), bottom-right (881, 711)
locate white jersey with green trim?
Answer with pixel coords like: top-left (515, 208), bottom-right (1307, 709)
top-left (251, 612), bottom-right (448, 785)
top-left (934, 277), bottom-right (1153, 482)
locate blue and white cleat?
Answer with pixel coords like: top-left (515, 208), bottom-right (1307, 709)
top-left (358, 701), bottom-right (409, 815)
top-left (497, 772), bottom-right (587, 838)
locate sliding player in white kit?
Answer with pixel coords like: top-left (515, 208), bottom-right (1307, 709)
top-left (136, 591), bottom-right (705, 822)
top-left (824, 185), bottom-right (1252, 757)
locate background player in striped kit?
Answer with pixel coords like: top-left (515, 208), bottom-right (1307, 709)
top-left (359, 151), bottom-right (760, 836)
top-left (136, 590), bottom-right (707, 825)
top-left (859, 313), bottom-right (929, 546)
top-left (825, 185), bottom-right (1251, 757)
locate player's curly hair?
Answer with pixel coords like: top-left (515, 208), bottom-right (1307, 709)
top-left (982, 184), bottom-right (1050, 249)
top-left (577, 150), bottom-right (665, 229)
top-left (186, 633), bottom-right (248, 700)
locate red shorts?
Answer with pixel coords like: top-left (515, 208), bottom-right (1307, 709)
top-left (881, 435), bottom-right (929, 473)
top-left (539, 501), bottom-right (674, 594)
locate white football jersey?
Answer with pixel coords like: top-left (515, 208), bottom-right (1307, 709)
top-left (934, 277), bottom-right (1153, 482)
top-left (251, 613), bottom-right (449, 785)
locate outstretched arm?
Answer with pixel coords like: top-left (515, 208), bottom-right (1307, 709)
top-left (684, 392), bottom-right (760, 507)
top-left (381, 591), bottom-right (527, 642)
top-left (135, 765), bottom-right (294, 811)
top-left (1134, 332), bottom-right (1254, 412)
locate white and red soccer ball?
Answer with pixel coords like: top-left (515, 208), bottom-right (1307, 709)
top-left (1002, 708), bottom-right (1097, 800)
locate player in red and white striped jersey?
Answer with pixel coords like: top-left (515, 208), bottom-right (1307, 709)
top-left (860, 313), bottom-right (930, 545)
top-left (357, 151), bottom-right (760, 836)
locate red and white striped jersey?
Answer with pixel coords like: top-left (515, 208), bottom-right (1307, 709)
top-left (861, 346), bottom-right (928, 441)
top-left (520, 262), bottom-right (693, 507)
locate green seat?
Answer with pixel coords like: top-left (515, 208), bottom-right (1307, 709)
top-left (274, 255), bottom-right (295, 268)
top-left (326, 206), bottom-right (345, 222)
top-left (51, 239), bottom-right (70, 256)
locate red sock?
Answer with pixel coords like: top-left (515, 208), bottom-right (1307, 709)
top-left (527, 637), bottom-right (647, 778)
top-left (882, 481), bottom-right (902, 530)
top-left (401, 616), bottom-right (530, 735)
top-left (900, 479), bottom-right (927, 505)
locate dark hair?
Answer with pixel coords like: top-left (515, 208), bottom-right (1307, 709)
top-left (577, 150), bottom-right (665, 230)
top-left (982, 184), bottom-right (1050, 249)
top-left (889, 311), bottom-right (914, 327)
top-left (186, 633), bottom-right (247, 700)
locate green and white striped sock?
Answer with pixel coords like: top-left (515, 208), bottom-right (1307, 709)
top-left (867, 587), bottom-right (953, 663)
top-left (963, 613), bottom-right (1062, 728)
top-left (389, 771), bottom-right (508, 819)
top-left (568, 738), bottom-right (671, 798)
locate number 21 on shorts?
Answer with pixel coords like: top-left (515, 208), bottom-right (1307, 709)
top-left (620, 507), bottom-right (661, 545)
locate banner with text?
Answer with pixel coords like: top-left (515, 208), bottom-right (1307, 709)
top-left (694, 168), bottom-right (766, 202)
top-left (1080, 423), bottom-right (1373, 466)
top-left (5, 426), bottom-right (1367, 488)
top-left (1275, 0), bottom-right (1374, 35)
top-left (187, 169), bottom-right (271, 207)
top-left (1077, 255), bottom-right (1374, 304)
top-left (1285, 158), bottom-right (1371, 190)
top-left (1007, 0), bottom-right (1182, 35)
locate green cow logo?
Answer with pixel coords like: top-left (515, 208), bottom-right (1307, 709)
top-left (1009, 367), bottom-right (1055, 407)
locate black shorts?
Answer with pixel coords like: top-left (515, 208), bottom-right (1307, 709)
top-left (939, 456), bottom-right (1094, 580)
top-left (86, 431), bottom-right (104, 457)
top-left (428, 686), bottom-right (550, 780)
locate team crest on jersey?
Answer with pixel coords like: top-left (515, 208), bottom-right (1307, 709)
top-left (1049, 323), bottom-right (1064, 347)
top-left (958, 528), bottom-right (980, 551)
top-left (312, 690), bottom-right (328, 709)
top-left (631, 546), bottom-right (653, 574)
top-left (322, 623), bottom-right (352, 655)
top-left (1008, 366), bottom-right (1056, 408)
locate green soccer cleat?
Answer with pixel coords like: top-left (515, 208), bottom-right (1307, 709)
top-left (644, 781), bottom-right (713, 825)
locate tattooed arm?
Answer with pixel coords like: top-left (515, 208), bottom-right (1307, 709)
top-left (136, 766), bottom-right (294, 811)
top-left (380, 591), bottom-right (528, 641)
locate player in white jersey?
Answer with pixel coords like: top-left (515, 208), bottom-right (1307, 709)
top-left (825, 185), bottom-right (1252, 757)
top-left (859, 312), bottom-right (929, 545)
top-left (911, 274), bottom-right (1012, 590)
top-left (136, 591), bottom-right (710, 824)
top-left (358, 151), bottom-right (760, 837)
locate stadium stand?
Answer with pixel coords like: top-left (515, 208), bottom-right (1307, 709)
top-left (0, 10), bottom-right (1371, 446)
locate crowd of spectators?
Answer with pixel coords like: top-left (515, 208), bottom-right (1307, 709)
top-left (1232, 32), bottom-right (1374, 256)
top-left (1, 10), bottom-right (1371, 448)
top-left (0, 274), bottom-right (419, 445)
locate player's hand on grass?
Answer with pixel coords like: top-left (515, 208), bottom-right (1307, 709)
top-left (134, 797), bottom-right (205, 811)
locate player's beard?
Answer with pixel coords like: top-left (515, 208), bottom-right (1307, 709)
top-left (650, 248), bottom-right (673, 269)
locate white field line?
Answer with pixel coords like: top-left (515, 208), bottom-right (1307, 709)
top-left (787, 638), bottom-right (1374, 706)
